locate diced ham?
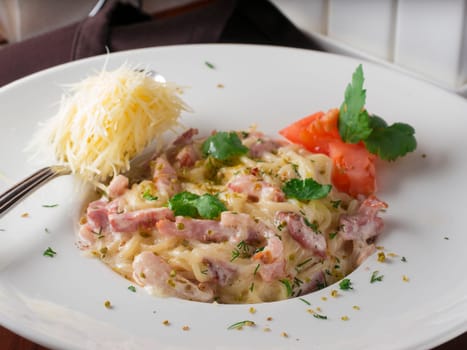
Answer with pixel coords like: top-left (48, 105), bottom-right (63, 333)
top-left (133, 251), bottom-right (214, 302)
top-left (175, 144), bottom-right (200, 167)
top-left (109, 208), bottom-right (174, 233)
top-left (275, 212), bottom-right (327, 257)
top-left (339, 195), bottom-right (388, 241)
top-left (157, 217), bottom-right (230, 242)
top-left (241, 131), bottom-right (284, 158)
top-left (298, 270), bottom-right (326, 295)
top-left (228, 175), bottom-right (285, 202)
top-left (220, 211), bottom-right (268, 244)
top-left (156, 211), bottom-right (276, 244)
top-left (86, 199), bottom-right (110, 232)
top-left (249, 138), bottom-right (281, 158)
top-left (107, 175), bottom-right (129, 199)
top-left (77, 223), bottom-right (97, 249)
top-left (203, 258), bottom-right (237, 286)
top-left (355, 243), bottom-right (376, 266)
top-left (172, 128), bottom-right (199, 146)
top-left (252, 236), bottom-right (286, 282)
top-left (166, 128), bottom-right (200, 167)
top-left (152, 156), bottom-right (180, 197)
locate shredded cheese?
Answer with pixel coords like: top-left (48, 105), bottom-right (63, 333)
top-left (32, 65), bottom-right (187, 182)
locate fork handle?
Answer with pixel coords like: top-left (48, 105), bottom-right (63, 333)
top-left (0, 166), bottom-right (71, 217)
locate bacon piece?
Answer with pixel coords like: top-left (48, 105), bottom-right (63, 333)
top-left (252, 236), bottom-right (286, 282)
top-left (228, 175), bottom-right (285, 202)
top-left (203, 258), bottom-right (237, 286)
top-left (166, 128), bottom-right (200, 167)
top-left (220, 211), bottom-right (268, 244)
top-left (172, 128), bottom-right (199, 146)
top-left (133, 251), bottom-right (214, 302)
top-left (175, 144), bottom-right (200, 167)
top-left (298, 270), bottom-right (326, 295)
top-left (249, 138), bottom-right (281, 158)
top-left (157, 217), bottom-right (230, 242)
top-left (107, 174), bottom-right (129, 199)
top-left (339, 195), bottom-right (388, 241)
top-left (241, 131), bottom-right (284, 158)
top-left (77, 223), bottom-right (97, 249)
top-left (275, 212), bottom-right (327, 257)
top-left (152, 156), bottom-right (180, 197)
top-left (86, 199), bottom-right (110, 232)
top-left (109, 208), bottom-right (174, 233)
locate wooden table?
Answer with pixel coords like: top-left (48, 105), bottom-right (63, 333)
top-left (1, 324), bottom-right (465, 349)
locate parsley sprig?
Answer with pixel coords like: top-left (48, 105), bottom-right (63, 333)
top-left (282, 178), bottom-right (331, 201)
top-left (339, 65), bottom-right (417, 160)
top-left (43, 247), bottom-right (57, 257)
top-left (201, 132), bottom-right (248, 161)
top-left (370, 270), bottom-right (384, 283)
top-left (168, 191), bottom-right (227, 219)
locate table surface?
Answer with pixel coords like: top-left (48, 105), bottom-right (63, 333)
top-left (1, 324), bottom-right (466, 349)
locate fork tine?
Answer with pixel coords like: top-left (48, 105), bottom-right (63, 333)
top-left (0, 166), bottom-right (67, 216)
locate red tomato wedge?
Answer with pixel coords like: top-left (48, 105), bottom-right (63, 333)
top-left (279, 109), bottom-right (376, 197)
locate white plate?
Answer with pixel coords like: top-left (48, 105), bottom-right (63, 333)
top-left (0, 44), bottom-right (466, 350)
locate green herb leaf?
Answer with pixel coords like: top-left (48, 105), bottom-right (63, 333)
top-left (168, 192), bottom-right (226, 219)
top-left (279, 279), bottom-right (293, 297)
top-left (201, 132), bottom-right (248, 161)
top-left (330, 200), bottom-right (341, 208)
top-left (364, 118), bottom-right (417, 161)
top-left (205, 61), bottom-right (215, 69)
top-left (338, 65), bottom-right (372, 143)
top-left (195, 193), bottom-right (227, 219)
top-left (401, 256), bottom-right (407, 262)
top-left (230, 249), bottom-right (240, 262)
top-left (339, 278), bottom-right (353, 290)
top-left (313, 314), bottom-right (328, 320)
top-left (227, 320), bottom-right (255, 330)
top-left (329, 232), bottom-right (338, 240)
top-left (299, 297), bottom-right (311, 305)
top-left (370, 270), bottom-right (384, 283)
top-left (253, 263), bottom-right (260, 276)
top-left (338, 65), bottom-right (417, 160)
top-left (282, 178), bottom-right (331, 201)
top-left (303, 218), bottom-right (320, 233)
top-left (43, 247), bottom-right (56, 257)
top-left (142, 189), bottom-right (158, 201)
top-left (42, 204), bottom-right (58, 208)
top-left (168, 191), bottom-right (199, 217)
top-left (128, 285), bottom-right (136, 292)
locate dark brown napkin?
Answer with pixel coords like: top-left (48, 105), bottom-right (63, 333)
top-left (0, 0), bottom-right (321, 87)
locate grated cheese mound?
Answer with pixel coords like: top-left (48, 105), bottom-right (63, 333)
top-left (34, 65), bottom-right (187, 182)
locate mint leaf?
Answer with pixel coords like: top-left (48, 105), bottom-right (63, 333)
top-left (202, 132), bottom-right (248, 161)
top-left (282, 178), bottom-right (332, 201)
top-left (364, 117), bottom-right (417, 161)
top-left (168, 191), bottom-right (226, 219)
top-left (339, 65), bottom-right (372, 143)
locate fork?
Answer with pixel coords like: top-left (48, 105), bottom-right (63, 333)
top-left (0, 165), bottom-right (71, 216)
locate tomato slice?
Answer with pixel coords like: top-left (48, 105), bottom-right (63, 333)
top-left (279, 109), bottom-right (376, 197)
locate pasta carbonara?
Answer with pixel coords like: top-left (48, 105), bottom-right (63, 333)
top-left (77, 128), bottom-right (386, 304)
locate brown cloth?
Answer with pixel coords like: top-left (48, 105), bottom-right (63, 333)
top-left (0, 0), bottom-right (322, 87)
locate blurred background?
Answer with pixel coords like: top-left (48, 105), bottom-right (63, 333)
top-left (1, 0), bottom-right (466, 97)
